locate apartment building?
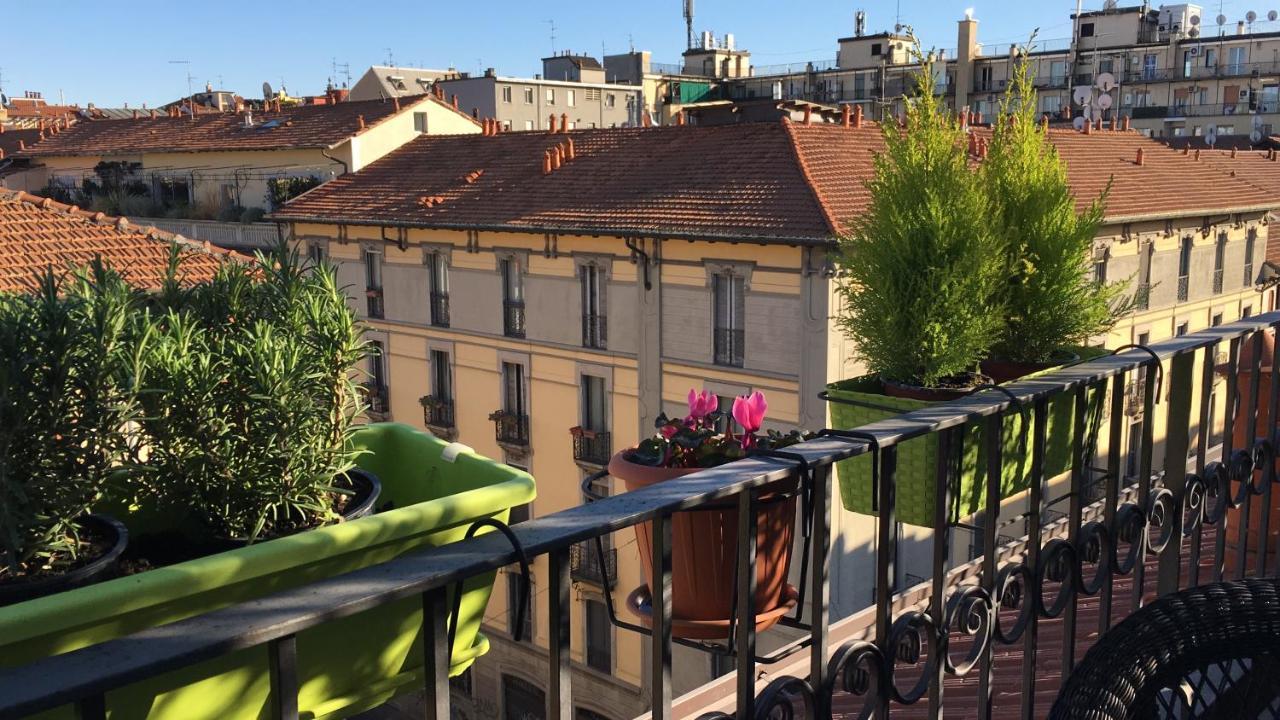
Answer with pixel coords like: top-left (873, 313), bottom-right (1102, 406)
top-left (270, 118), bottom-right (1275, 718)
top-left (717, 4), bottom-right (1280, 145)
top-left (349, 65), bottom-right (456, 101)
top-left (437, 56), bottom-right (643, 132)
top-left (16, 95), bottom-right (480, 213)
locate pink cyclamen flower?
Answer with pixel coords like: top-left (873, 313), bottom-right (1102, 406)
top-left (732, 391), bottom-right (767, 446)
top-left (686, 388), bottom-right (717, 425)
top-left (660, 424), bottom-right (678, 439)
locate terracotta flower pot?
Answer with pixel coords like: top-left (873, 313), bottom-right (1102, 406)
top-left (1220, 330), bottom-right (1280, 575)
top-left (608, 450), bottom-right (797, 640)
top-left (981, 350), bottom-right (1081, 385)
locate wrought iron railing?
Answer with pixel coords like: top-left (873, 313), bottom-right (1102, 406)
top-left (714, 327), bottom-right (745, 367)
top-left (363, 382), bottom-right (389, 415)
top-left (5, 313), bottom-right (1280, 720)
top-left (503, 299), bottom-right (526, 338)
top-left (490, 410), bottom-right (529, 446)
top-left (570, 427), bottom-right (611, 466)
top-left (1135, 281), bottom-right (1152, 310)
top-left (582, 314), bottom-right (607, 349)
top-left (569, 542), bottom-right (617, 589)
top-left (1178, 275), bottom-right (1190, 302)
top-left (419, 396), bottom-right (455, 429)
top-left (430, 292), bottom-right (450, 328)
top-left (1214, 268), bottom-right (1225, 295)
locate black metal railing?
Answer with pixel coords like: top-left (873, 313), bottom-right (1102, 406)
top-left (366, 289), bottom-right (384, 319)
top-left (1178, 275), bottom-right (1190, 302)
top-left (714, 327), bottom-right (745, 367)
top-left (420, 396), bottom-right (455, 429)
top-left (570, 542), bottom-right (617, 589)
top-left (363, 382), bottom-right (389, 415)
top-left (490, 410), bottom-right (529, 446)
top-left (582, 314), bottom-right (607, 349)
top-left (570, 427), bottom-right (611, 466)
top-left (1135, 281), bottom-right (1152, 310)
top-left (430, 292), bottom-right (450, 328)
top-left (6, 312), bottom-right (1280, 720)
top-left (503, 300), bottom-right (526, 338)
top-left (1214, 268), bottom-right (1225, 295)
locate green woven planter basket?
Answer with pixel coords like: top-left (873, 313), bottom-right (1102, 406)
top-left (826, 351), bottom-right (1106, 527)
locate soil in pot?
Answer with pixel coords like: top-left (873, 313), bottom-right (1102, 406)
top-left (981, 349), bottom-right (1082, 385)
top-left (609, 451), bottom-right (797, 639)
top-left (881, 372), bottom-right (990, 401)
top-left (0, 514), bottom-right (129, 607)
top-left (120, 469), bottom-right (382, 573)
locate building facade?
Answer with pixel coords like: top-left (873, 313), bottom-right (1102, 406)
top-left (437, 67), bottom-right (643, 132)
top-left (271, 120), bottom-right (1277, 718)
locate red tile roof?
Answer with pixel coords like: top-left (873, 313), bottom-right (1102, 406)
top-left (19, 96), bottom-right (437, 156)
top-left (4, 98), bottom-right (80, 119)
top-left (0, 190), bottom-right (238, 292)
top-left (272, 122), bottom-right (1280, 243)
top-left (0, 129), bottom-right (42, 159)
top-left (1190, 148), bottom-right (1280, 266)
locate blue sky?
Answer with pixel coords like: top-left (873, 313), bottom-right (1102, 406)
top-left (0, 0), bottom-right (1266, 107)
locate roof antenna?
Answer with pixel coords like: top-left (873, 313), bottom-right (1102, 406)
top-left (684, 0), bottom-right (695, 50)
top-left (546, 19), bottom-right (557, 55)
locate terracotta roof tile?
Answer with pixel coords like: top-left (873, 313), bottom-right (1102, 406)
top-left (0, 190), bottom-right (238, 292)
top-left (0, 128), bottom-right (43, 158)
top-left (273, 122), bottom-right (1280, 243)
top-left (1182, 148), bottom-right (1280, 266)
top-left (20, 96), bottom-right (436, 156)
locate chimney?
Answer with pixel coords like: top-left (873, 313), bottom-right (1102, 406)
top-left (393, 96), bottom-right (401, 112)
top-left (1195, 149), bottom-right (1201, 161)
top-left (1083, 118), bottom-right (1092, 135)
top-left (560, 112), bottom-right (568, 132)
top-left (452, 94), bottom-right (459, 109)
top-left (552, 145), bottom-right (563, 169)
top-left (548, 114), bottom-right (558, 133)
top-left (853, 105), bottom-right (863, 128)
top-left (955, 11), bottom-right (979, 116)
top-left (543, 150), bottom-right (553, 174)
top-left (1122, 116), bottom-right (1130, 131)
top-left (1136, 148), bottom-right (1144, 166)
top-left (643, 112), bottom-right (652, 128)
top-left (1109, 116), bottom-right (1117, 131)
top-left (133, 109), bottom-right (140, 120)
top-left (566, 137), bottom-right (576, 160)
top-left (1183, 146), bottom-right (1191, 155)
top-left (358, 114), bottom-right (366, 130)
top-left (1041, 115), bottom-right (1049, 132)
top-left (978, 137), bottom-right (988, 159)
top-left (803, 105), bottom-right (813, 125)
top-left (18, 140), bottom-right (25, 151)
top-left (676, 111), bottom-right (686, 126)
top-left (841, 104), bottom-right (851, 127)
top-left (1232, 147), bottom-right (1239, 158)
top-left (961, 110), bottom-right (970, 130)
top-left (151, 109), bottom-right (158, 119)
top-left (434, 84), bottom-right (444, 99)
top-left (0, 149), bottom-right (5, 160)
top-left (968, 132), bottom-right (978, 155)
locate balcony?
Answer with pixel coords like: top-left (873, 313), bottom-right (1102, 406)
top-left (1178, 274), bottom-right (1190, 302)
top-left (363, 382), bottom-right (389, 416)
top-left (713, 327), bottom-right (744, 367)
top-left (1135, 281), bottom-right (1152, 310)
top-left (490, 409), bottom-right (529, 447)
top-left (570, 426), bottom-right (611, 466)
top-left (365, 288), bottom-right (384, 319)
top-left (1214, 268), bottom-right (1225, 295)
top-left (429, 291), bottom-right (450, 327)
top-left (503, 299), bottom-right (526, 338)
top-left (6, 314), bottom-right (1280, 720)
top-left (582, 313), bottom-right (607, 349)
top-left (569, 541), bottom-right (618, 589)
top-left (419, 395), bottom-right (455, 431)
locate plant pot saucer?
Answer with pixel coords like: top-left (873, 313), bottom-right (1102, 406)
top-left (625, 583), bottom-right (799, 640)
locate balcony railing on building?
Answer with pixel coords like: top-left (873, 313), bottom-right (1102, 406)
top-left (419, 395), bottom-right (455, 430)
top-left (1214, 268), bottom-right (1225, 295)
top-left (490, 410), bottom-right (529, 447)
top-left (1178, 274), bottom-right (1190, 302)
top-left (503, 300), bottom-right (526, 338)
top-left (582, 314), bottom-right (607, 349)
top-left (9, 313), bottom-right (1280, 720)
top-left (1135, 281), bottom-right (1152, 310)
top-left (713, 327), bottom-right (745, 367)
top-left (363, 382), bottom-right (389, 415)
top-left (366, 288), bottom-right (384, 319)
top-left (570, 427), bottom-right (611, 466)
top-left (569, 541), bottom-right (618, 589)
top-left (429, 292), bottom-right (450, 328)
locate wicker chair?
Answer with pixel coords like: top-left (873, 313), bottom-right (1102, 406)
top-left (1049, 580), bottom-right (1280, 719)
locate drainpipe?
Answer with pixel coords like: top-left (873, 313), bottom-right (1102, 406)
top-left (624, 237), bottom-right (652, 290)
top-left (321, 147), bottom-right (349, 176)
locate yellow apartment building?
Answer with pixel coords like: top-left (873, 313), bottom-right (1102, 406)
top-left (271, 117), bottom-right (1277, 719)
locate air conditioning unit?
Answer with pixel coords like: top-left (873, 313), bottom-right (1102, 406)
top-left (1190, 47), bottom-right (1200, 56)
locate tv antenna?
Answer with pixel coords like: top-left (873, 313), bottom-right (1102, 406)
top-left (169, 60), bottom-right (194, 100)
top-left (384, 48), bottom-right (395, 67)
top-left (546, 19), bottom-right (557, 54)
top-left (331, 58), bottom-right (351, 88)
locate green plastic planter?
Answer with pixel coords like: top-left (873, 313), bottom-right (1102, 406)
top-left (0, 423), bottom-right (535, 720)
top-left (826, 351), bottom-right (1106, 527)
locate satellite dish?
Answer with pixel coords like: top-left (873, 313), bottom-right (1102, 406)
top-left (1091, 105), bottom-right (1104, 121)
top-left (1270, 10), bottom-right (1278, 21)
top-left (1190, 27), bottom-right (1201, 37)
top-left (1073, 116), bottom-right (1086, 130)
top-left (1073, 87), bottom-right (1094, 106)
top-left (262, 81), bottom-right (273, 100)
top-left (1255, 114), bottom-right (1266, 127)
top-left (1207, 131), bottom-right (1218, 146)
top-left (1252, 129), bottom-right (1264, 142)
top-left (1248, 10), bottom-right (1258, 22)
top-left (1097, 93), bottom-right (1114, 110)
top-left (1191, 13), bottom-right (1201, 25)
top-left (1104, 0), bottom-right (1117, 8)
top-left (1217, 13), bottom-right (1227, 25)
top-left (1096, 72), bottom-right (1117, 92)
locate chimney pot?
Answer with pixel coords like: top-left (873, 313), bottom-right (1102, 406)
top-left (1232, 147), bottom-right (1239, 158)
top-left (852, 105), bottom-right (863, 128)
top-left (1110, 116), bottom-right (1117, 131)
top-left (676, 111), bottom-right (686, 126)
top-left (803, 105), bottom-right (813, 126)
top-left (642, 112), bottom-right (652, 128)
top-left (552, 146), bottom-right (563, 169)
top-left (452, 94), bottom-right (459, 109)
top-left (393, 96), bottom-right (401, 112)
top-left (1122, 116), bottom-right (1131, 131)
top-left (968, 132), bottom-right (978, 155)
top-left (841, 104), bottom-right (851, 128)
top-left (1136, 148), bottom-right (1145, 166)
top-left (1194, 149), bottom-right (1201, 161)
top-left (566, 137), bottom-right (576, 160)
top-left (18, 140), bottom-right (25, 151)
top-left (549, 114), bottom-right (558, 133)
top-left (560, 112), bottom-right (568, 132)
top-left (1041, 115), bottom-right (1049, 132)
top-left (358, 114), bottom-right (366, 130)
top-left (1083, 119), bottom-right (1092, 135)
top-left (0, 149), bottom-right (5, 160)
top-left (543, 150), bottom-right (553, 175)
top-left (133, 110), bottom-right (139, 120)
top-left (1183, 146), bottom-right (1190, 155)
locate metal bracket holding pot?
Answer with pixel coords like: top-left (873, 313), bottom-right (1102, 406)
top-left (446, 518), bottom-right (531, 659)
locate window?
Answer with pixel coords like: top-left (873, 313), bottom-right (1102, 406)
top-left (1093, 249), bottom-right (1108, 284)
top-left (1212, 313), bottom-right (1224, 327)
top-left (1182, 50), bottom-right (1193, 78)
top-left (605, 93), bottom-right (616, 108)
top-left (1080, 22), bottom-right (1095, 38)
top-left (1206, 48), bottom-right (1218, 68)
top-left (1243, 304), bottom-right (1254, 318)
top-left (426, 252), bottom-right (449, 327)
top-left (450, 668), bottom-right (473, 697)
top-left (1213, 232), bottom-right (1227, 294)
top-left (871, 43), bottom-right (883, 56)
top-left (712, 272), bottom-right (745, 367)
top-left (1126, 419), bottom-right (1144, 479)
top-left (369, 341), bottom-right (387, 390)
top-left (524, 119), bottom-right (534, 131)
top-left (567, 89), bottom-right (576, 107)
top-left (503, 361), bottom-right (526, 417)
top-left (430, 349), bottom-right (452, 402)
top-left (546, 87), bottom-right (556, 104)
top-left (306, 241), bottom-right (326, 265)
top-left (979, 66), bottom-right (993, 91)
top-left (1177, 322), bottom-right (1189, 336)
top-left (1228, 46), bottom-right (1246, 75)
top-left (1143, 54), bottom-right (1158, 80)
top-left (1136, 241), bottom-right (1153, 310)
top-left (581, 263), bottom-right (606, 349)
top-left (1041, 95), bottom-right (1062, 114)
top-left (502, 675), bottom-right (543, 719)
top-left (581, 375), bottom-right (607, 433)
top-left (1177, 236), bottom-right (1192, 302)
top-left (523, 87), bottom-right (534, 104)
top-left (501, 257), bottom-right (525, 338)
top-left (364, 247), bottom-right (384, 318)
top-left (502, 85), bottom-right (513, 103)
top-left (584, 599), bottom-right (611, 673)
top-left (413, 112), bottom-right (428, 133)
top-left (1245, 228), bottom-right (1257, 286)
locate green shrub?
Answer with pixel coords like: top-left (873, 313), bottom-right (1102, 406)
top-left (130, 246), bottom-right (370, 542)
top-left (834, 52), bottom-right (1006, 387)
top-left (240, 206), bottom-right (266, 224)
top-left (983, 56), bottom-right (1130, 362)
top-left (0, 263), bottom-right (144, 579)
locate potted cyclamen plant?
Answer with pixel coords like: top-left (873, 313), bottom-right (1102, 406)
top-left (608, 390), bottom-right (805, 640)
